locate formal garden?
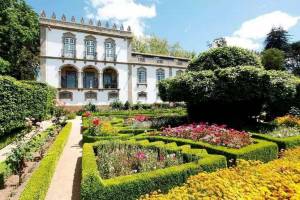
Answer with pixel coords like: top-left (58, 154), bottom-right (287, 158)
top-left (1, 1), bottom-right (300, 199)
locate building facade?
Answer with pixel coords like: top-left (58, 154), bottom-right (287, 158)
top-left (39, 12), bottom-right (189, 107)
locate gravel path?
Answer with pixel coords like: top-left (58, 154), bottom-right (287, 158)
top-left (45, 117), bottom-right (82, 200)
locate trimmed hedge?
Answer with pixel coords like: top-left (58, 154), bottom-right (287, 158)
top-left (19, 123), bottom-right (72, 200)
top-left (134, 134), bottom-right (278, 165)
top-left (0, 76), bottom-right (56, 136)
top-left (83, 133), bottom-right (132, 143)
top-left (252, 133), bottom-right (300, 150)
top-left (81, 139), bottom-right (226, 200)
top-left (0, 161), bottom-right (11, 189)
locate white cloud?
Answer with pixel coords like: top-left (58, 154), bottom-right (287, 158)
top-left (225, 11), bottom-right (300, 50)
top-left (86, 0), bottom-right (156, 36)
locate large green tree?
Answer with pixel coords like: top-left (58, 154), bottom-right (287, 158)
top-left (0, 0), bottom-right (39, 80)
top-left (132, 35), bottom-right (195, 58)
top-left (264, 27), bottom-right (290, 51)
top-left (286, 41), bottom-right (300, 76)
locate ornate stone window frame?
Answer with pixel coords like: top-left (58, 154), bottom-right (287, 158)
top-left (59, 91), bottom-right (73, 101)
top-left (62, 32), bottom-right (76, 59)
top-left (84, 35), bottom-right (97, 60)
top-left (176, 70), bottom-right (183, 76)
top-left (104, 38), bottom-right (116, 61)
top-left (137, 67), bottom-right (147, 84)
top-left (85, 91), bottom-right (97, 100)
top-left (156, 68), bottom-right (165, 82)
top-left (108, 91), bottom-right (119, 101)
top-left (137, 91), bottom-right (147, 101)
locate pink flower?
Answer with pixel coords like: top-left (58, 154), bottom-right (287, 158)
top-left (135, 151), bottom-right (146, 160)
top-left (134, 115), bottom-right (149, 122)
top-left (83, 111), bottom-right (92, 117)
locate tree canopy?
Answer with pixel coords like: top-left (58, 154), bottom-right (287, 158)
top-left (132, 35), bottom-right (195, 59)
top-left (264, 27), bottom-right (290, 51)
top-left (0, 0), bottom-right (39, 80)
top-left (286, 41), bottom-right (300, 76)
top-left (261, 48), bottom-right (285, 70)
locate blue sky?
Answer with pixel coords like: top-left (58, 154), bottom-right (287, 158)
top-left (26, 0), bottom-right (300, 53)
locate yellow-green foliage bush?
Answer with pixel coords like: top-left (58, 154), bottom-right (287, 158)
top-left (274, 115), bottom-right (300, 127)
top-left (141, 147), bottom-right (300, 200)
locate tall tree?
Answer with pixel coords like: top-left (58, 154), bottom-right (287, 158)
top-left (261, 48), bottom-right (285, 70)
top-left (132, 35), bottom-right (194, 58)
top-left (264, 27), bottom-right (289, 51)
top-left (0, 0), bottom-right (39, 80)
top-left (286, 41), bottom-right (300, 76)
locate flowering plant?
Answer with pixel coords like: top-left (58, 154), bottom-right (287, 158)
top-left (134, 115), bottom-right (149, 122)
top-left (82, 111), bottom-right (92, 118)
top-left (160, 123), bottom-right (252, 149)
top-left (274, 115), bottom-right (300, 127)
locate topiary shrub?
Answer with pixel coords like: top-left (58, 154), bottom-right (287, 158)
top-left (188, 46), bottom-right (262, 71)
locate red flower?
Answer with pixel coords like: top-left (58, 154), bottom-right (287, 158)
top-left (92, 118), bottom-right (101, 126)
top-left (83, 111), bottom-right (92, 117)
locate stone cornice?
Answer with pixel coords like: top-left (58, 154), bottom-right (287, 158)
top-left (40, 55), bottom-right (188, 69)
top-left (40, 17), bottom-right (133, 39)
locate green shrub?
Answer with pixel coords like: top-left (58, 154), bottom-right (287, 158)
top-left (134, 134), bottom-right (278, 165)
top-left (252, 133), bottom-right (300, 150)
top-left (261, 48), bottom-right (285, 70)
top-left (19, 123), bottom-right (72, 200)
top-left (110, 100), bottom-right (123, 110)
top-left (188, 46), bottom-right (262, 71)
top-left (0, 161), bottom-right (11, 189)
top-left (0, 76), bottom-right (56, 136)
top-left (159, 66), bottom-right (299, 123)
top-left (81, 140), bottom-right (226, 200)
top-left (66, 113), bottom-right (76, 120)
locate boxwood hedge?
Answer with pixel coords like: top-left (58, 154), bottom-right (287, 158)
top-left (81, 139), bottom-right (226, 200)
top-left (252, 133), bottom-right (300, 150)
top-left (134, 134), bottom-right (278, 165)
top-left (19, 123), bottom-right (72, 200)
top-left (0, 76), bottom-right (56, 136)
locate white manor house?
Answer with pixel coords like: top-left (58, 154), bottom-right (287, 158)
top-left (38, 11), bottom-right (189, 108)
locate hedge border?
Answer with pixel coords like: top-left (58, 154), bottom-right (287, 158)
top-left (83, 133), bottom-right (132, 143)
top-left (252, 133), bottom-right (300, 150)
top-left (81, 139), bottom-right (226, 200)
top-left (134, 134), bottom-right (278, 165)
top-left (19, 122), bottom-right (72, 200)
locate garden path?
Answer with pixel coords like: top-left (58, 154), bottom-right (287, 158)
top-left (45, 117), bottom-right (82, 200)
top-left (0, 120), bottom-right (53, 162)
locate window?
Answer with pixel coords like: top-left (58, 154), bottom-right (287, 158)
top-left (108, 91), bottom-right (119, 101)
top-left (138, 92), bottom-right (147, 101)
top-left (86, 40), bottom-right (95, 56)
top-left (59, 91), bottom-right (73, 100)
top-left (105, 39), bottom-right (116, 60)
top-left (176, 70), bottom-right (183, 76)
top-left (156, 69), bottom-right (165, 82)
top-left (61, 66), bottom-right (78, 89)
top-left (85, 91), bottom-right (97, 100)
top-left (63, 33), bottom-right (76, 58)
top-left (103, 68), bottom-right (118, 89)
top-left (83, 68), bottom-right (98, 89)
top-left (137, 67), bottom-right (147, 84)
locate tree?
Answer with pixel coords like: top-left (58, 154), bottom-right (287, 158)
top-left (261, 48), bottom-right (285, 70)
top-left (286, 41), bottom-right (300, 76)
top-left (132, 35), bottom-right (195, 58)
top-left (264, 27), bottom-right (289, 51)
top-left (0, 57), bottom-right (10, 74)
top-left (0, 0), bottom-right (39, 80)
top-left (208, 37), bottom-right (227, 48)
top-left (188, 46), bottom-right (262, 71)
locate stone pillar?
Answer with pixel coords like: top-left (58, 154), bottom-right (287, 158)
top-left (169, 67), bottom-right (172, 77)
top-left (78, 70), bottom-right (83, 88)
top-left (58, 70), bottom-right (61, 88)
top-left (128, 64), bottom-right (133, 103)
top-left (99, 72), bottom-right (103, 89)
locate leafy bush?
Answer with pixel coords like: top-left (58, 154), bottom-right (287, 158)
top-left (0, 76), bottom-right (56, 136)
top-left (188, 46), bottom-right (262, 71)
top-left (19, 123), bottom-right (72, 200)
top-left (66, 112), bottom-right (76, 120)
top-left (274, 115), bottom-right (300, 127)
top-left (81, 140), bottom-right (226, 200)
top-left (110, 100), bottom-right (123, 110)
top-left (84, 102), bottom-right (97, 112)
top-left (261, 48), bottom-right (285, 70)
top-left (141, 147), bottom-right (300, 200)
top-left (159, 66), bottom-right (299, 123)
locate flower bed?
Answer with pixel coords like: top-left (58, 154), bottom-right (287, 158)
top-left (95, 141), bottom-right (185, 179)
top-left (160, 123), bottom-right (252, 149)
top-left (81, 139), bottom-right (227, 200)
top-left (140, 146), bottom-right (300, 200)
top-left (135, 134), bottom-right (278, 165)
